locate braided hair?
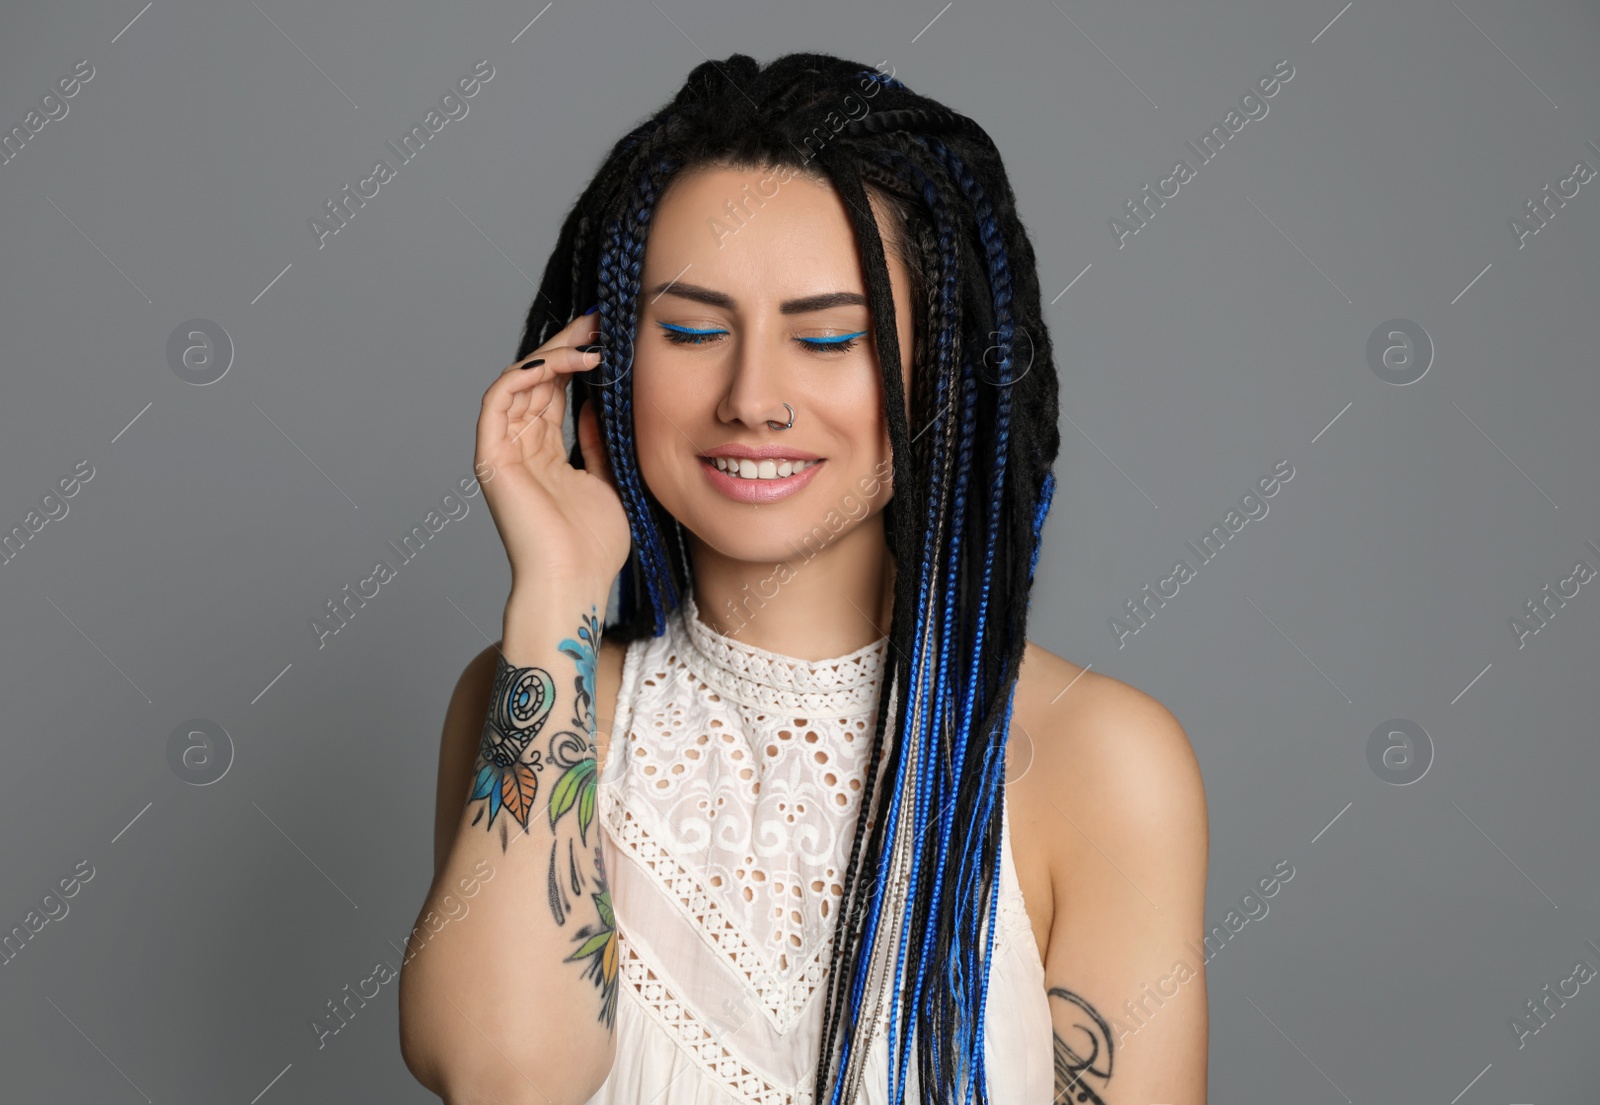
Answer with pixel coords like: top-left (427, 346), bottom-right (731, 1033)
top-left (513, 51), bottom-right (1061, 1105)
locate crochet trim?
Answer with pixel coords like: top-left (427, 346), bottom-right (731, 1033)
top-left (674, 589), bottom-right (889, 714)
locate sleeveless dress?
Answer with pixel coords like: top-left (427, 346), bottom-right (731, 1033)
top-left (584, 589), bottom-right (1055, 1103)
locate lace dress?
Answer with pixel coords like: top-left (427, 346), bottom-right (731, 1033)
top-left (584, 589), bottom-right (1054, 1103)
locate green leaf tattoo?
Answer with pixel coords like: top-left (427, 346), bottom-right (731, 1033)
top-left (464, 605), bottom-right (617, 1029)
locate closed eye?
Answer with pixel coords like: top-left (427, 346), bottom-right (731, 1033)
top-left (657, 321), bottom-right (867, 354)
top-left (800, 331), bottom-right (868, 351)
top-left (658, 322), bottom-right (726, 345)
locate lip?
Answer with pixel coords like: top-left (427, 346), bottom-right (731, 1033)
top-left (700, 456), bottom-right (824, 503)
top-left (702, 443), bottom-right (824, 462)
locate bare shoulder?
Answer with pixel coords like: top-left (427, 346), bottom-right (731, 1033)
top-left (1010, 643), bottom-right (1212, 1096)
top-left (1009, 641), bottom-right (1208, 883)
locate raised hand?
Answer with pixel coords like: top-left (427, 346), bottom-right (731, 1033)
top-left (475, 310), bottom-right (631, 592)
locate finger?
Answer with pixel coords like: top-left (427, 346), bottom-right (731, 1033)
top-left (510, 310), bottom-right (605, 429)
top-left (557, 305), bottom-right (603, 347)
top-left (499, 309), bottom-right (602, 378)
top-left (479, 345), bottom-right (602, 461)
top-left (495, 311), bottom-right (605, 432)
top-left (495, 304), bottom-right (601, 375)
top-left (520, 342), bottom-right (604, 434)
top-left (482, 305), bottom-right (603, 454)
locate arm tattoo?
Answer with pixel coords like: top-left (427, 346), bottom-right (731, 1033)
top-left (465, 607), bottom-right (617, 1029)
top-left (1049, 985), bottom-right (1114, 1105)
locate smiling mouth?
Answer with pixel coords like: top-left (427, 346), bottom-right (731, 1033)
top-left (706, 456), bottom-right (821, 481)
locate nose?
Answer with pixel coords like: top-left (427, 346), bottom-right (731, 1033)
top-left (715, 327), bottom-right (793, 430)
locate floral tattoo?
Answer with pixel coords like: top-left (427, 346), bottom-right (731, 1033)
top-left (466, 606), bottom-right (616, 1028)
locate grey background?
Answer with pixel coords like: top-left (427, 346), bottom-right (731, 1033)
top-left (2, 0), bottom-right (1597, 1101)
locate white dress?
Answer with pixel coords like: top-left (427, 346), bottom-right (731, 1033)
top-left (585, 589), bottom-right (1055, 1104)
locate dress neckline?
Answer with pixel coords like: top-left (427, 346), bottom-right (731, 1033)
top-left (672, 588), bottom-right (890, 716)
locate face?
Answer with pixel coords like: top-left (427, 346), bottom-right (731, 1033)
top-left (627, 163), bottom-right (917, 566)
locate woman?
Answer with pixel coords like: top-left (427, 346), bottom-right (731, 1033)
top-left (399, 52), bottom-right (1209, 1105)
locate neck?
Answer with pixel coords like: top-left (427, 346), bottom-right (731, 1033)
top-left (685, 517), bottom-right (896, 662)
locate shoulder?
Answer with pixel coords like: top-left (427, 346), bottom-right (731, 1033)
top-left (1010, 641), bottom-right (1208, 884)
top-left (1010, 644), bottom-right (1212, 1097)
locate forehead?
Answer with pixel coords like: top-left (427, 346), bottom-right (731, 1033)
top-left (642, 164), bottom-right (870, 300)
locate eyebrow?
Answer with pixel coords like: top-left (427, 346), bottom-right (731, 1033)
top-left (646, 280), bottom-right (868, 315)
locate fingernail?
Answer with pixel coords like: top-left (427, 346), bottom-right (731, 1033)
top-left (582, 303), bottom-right (598, 316)
top-left (521, 358), bottom-right (545, 370)
top-left (575, 344), bottom-right (602, 354)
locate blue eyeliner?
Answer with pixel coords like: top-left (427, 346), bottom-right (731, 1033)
top-left (801, 330), bottom-right (868, 346)
top-left (656, 321), bottom-right (868, 347)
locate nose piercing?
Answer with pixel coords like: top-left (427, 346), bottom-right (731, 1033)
top-left (766, 402), bottom-right (796, 431)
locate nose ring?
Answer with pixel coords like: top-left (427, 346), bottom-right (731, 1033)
top-left (766, 402), bottom-right (796, 431)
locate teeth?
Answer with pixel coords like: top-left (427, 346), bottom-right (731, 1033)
top-left (711, 456), bottom-right (813, 480)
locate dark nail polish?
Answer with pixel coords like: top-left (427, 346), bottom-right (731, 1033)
top-left (522, 358), bottom-right (545, 370)
top-left (582, 303), bottom-right (598, 316)
top-left (575, 344), bottom-right (602, 354)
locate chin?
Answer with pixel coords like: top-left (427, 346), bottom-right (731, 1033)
top-left (685, 506), bottom-right (829, 563)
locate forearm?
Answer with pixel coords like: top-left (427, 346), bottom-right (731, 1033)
top-left (400, 584), bottom-right (617, 1104)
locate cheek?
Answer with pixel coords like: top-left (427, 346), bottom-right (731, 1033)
top-left (633, 349), bottom-right (714, 424)
top-left (628, 357), bottom-right (714, 506)
top-left (631, 351), bottom-right (688, 426)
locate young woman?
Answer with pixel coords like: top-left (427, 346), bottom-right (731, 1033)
top-left (399, 52), bottom-right (1208, 1105)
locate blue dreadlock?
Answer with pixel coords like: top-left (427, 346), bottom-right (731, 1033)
top-left (511, 52), bottom-right (1062, 1104)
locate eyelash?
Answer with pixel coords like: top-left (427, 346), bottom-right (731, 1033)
top-left (657, 322), bottom-right (867, 354)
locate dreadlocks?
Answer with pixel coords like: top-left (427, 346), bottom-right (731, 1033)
top-left (512, 51), bottom-right (1061, 1105)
